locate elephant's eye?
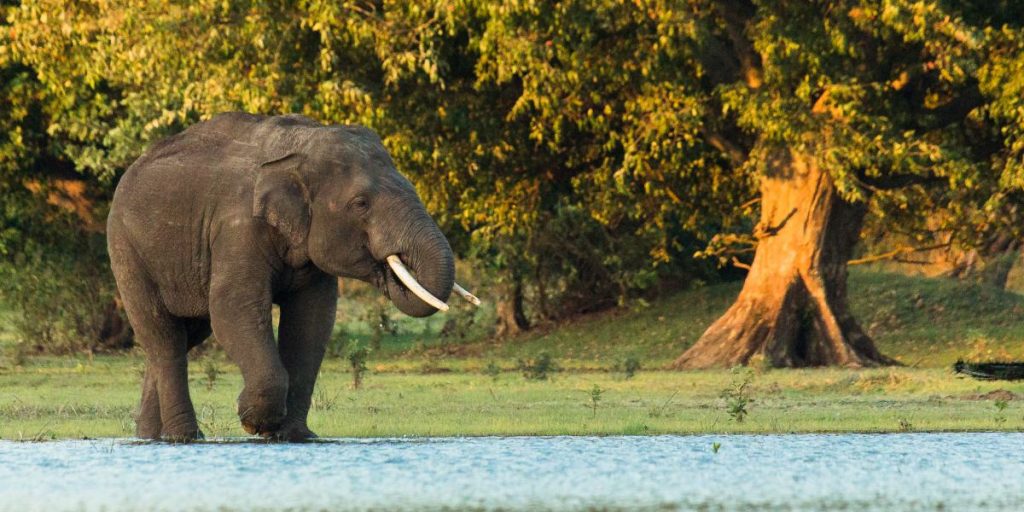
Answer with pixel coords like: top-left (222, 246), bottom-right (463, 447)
top-left (349, 196), bottom-right (370, 213)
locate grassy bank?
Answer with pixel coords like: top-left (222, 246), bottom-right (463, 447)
top-left (347, 270), bottom-right (1024, 370)
top-left (2, 270), bottom-right (1024, 439)
top-left (1, 358), bottom-right (1022, 439)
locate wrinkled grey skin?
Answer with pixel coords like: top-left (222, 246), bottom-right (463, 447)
top-left (107, 113), bottom-right (454, 441)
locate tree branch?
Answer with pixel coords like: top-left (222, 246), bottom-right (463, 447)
top-left (713, 0), bottom-right (762, 89)
top-left (856, 171), bottom-right (944, 191)
top-left (916, 83), bottom-right (984, 130)
top-left (848, 242), bottom-right (950, 266)
top-left (731, 257), bottom-right (752, 270)
top-left (702, 127), bottom-right (749, 166)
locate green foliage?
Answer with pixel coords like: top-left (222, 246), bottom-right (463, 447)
top-left (326, 326), bottom-right (349, 359)
top-left (897, 417), bottom-right (914, 432)
top-left (617, 357), bottom-right (642, 380)
top-left (721, 368), bottom-right (754, 423)
top-left (483, 361), bottom-right (501, 380)
top-left (993, 399), bottom-right (1009, 425)
top-left (3, 0), bottom-right (1024, 344)
top-left (439, 303), bottom-right (478, 342)
top-left (0, 343), bottom-right (27, 369)
top-left (0, 227), bottom-right (118, 354)
top-left (588, 384), bottom-right (603, 417)
top-left (202, 359), bottom-right (221, 391)
top-left (362, 297), bottom-right (397, 351)
top-left (347, 341), bottom-right (369, 390)
top-left (517, 352), bottom-right (558, 381)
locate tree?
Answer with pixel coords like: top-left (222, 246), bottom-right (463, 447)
top-left (456, 0), bottom-right (1020, 366)
top-left (0, 3), bottom-right (132, 353)
top-left (672, 1), bottom-right (1024, 368)
top-left (8, 0), bottom-right (1022, 364)
top-left (4, 1), bottom-right (733, 339)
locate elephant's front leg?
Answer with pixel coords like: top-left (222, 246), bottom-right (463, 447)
top-left (273, 274), bottom-right (338, 441)
top-left (209, 270), bottom-right (289, 436)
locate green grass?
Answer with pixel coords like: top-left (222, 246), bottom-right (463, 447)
top-left (3, 270), bottom-right (1024, 439)
top-left (1, 358), bottom-right (1022, 439)
top-left (356, 270), bottom-right (1024, 371)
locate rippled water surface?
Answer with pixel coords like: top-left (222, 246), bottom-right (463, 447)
top-left (1, 433), bottom-right (1022, 511)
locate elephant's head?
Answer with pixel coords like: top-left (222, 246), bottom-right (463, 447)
top-left (252, 121), bottom-right (475, 317)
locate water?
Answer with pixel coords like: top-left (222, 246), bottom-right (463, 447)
top-left (0, 433), bottom-right (1022, 511)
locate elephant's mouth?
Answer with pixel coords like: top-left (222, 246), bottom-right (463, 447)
top-left (371, 254), bottom-right (480, 312)
top-left (370, 260), bottom-right (391, 297)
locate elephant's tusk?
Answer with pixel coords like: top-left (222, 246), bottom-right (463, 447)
top-left (453, 283), bottom-right (481, 306)
top-left (385, 255), bottom-right (449, 312)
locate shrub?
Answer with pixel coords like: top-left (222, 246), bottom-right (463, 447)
top-left (439, 303), bottom-right (477, 341)
top-left (0, 235), bottom-right (127, 355)
top-left (617, 357), bottom-right (641, 379)
top-left (517, 352), bottom-right (558, 381)
top-left (347, 341), bottom-right (369, 390)
top-left (202, 359), bottom-right (221, 391)
top-left (720, 368), bottom-right (754, 423)
top-left (483, 361), bottom-right (502, 380)
top-left (326, 326), bottom-right (349, 358)
top-left (588, 384), bottom-right (603, 417)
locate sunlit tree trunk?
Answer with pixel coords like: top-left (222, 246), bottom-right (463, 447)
top-left (495, 273), bottom-right (529, 337)
top-left (673, 150), bottom-right (896, 369)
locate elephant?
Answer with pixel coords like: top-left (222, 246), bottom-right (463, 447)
top-left (107, 112), bottom-right (477, 441)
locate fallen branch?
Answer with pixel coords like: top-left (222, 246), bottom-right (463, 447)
top-left (848, 242), bottom-right (950, 266)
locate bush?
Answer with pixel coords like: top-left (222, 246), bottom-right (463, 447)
top-left (517, 352), bottom-right (558, 381)
top-left (512, 204), bottom-right (717, 324)
top-left (326, 326), bottom-right (349, 358)
top-left (483, 361), bottom-right (502, 380)
top-left (617, 357), bottom-right (642, 379)
top-left (439, 302), bottom-right (477, 341)
top-left (347, 341), bottom-right (369, 390)
top-left (0, 235), bottom-right (126, 355)
top-left (720, 368), bottom-right (754, 423)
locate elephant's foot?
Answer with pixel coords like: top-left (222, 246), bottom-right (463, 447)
top-left (238, 405), bottom-right (286, 436)
top-left (263, 421), bottom-right (318, 442)
top-left (237, 384), bottom-right (288, 436)
top-left (238, 407), bottom-right (286, 436)
top-left (135, 419), bottom-right (162, 440)
top-left (135, 409), bottom-right (205, 442)
top-left (160, 426), bottom-right (204, 443)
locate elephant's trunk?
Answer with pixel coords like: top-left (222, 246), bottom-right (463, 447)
top-left (386, 255), bottom-right (448, 312)
top-left (381, 210), bottom-right (455, 318)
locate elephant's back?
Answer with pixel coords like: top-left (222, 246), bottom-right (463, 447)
top-left (108, 111), bottom-right (324, 248)
top-left (113, 114), bottom-right (267, 210)
top-left (108, 115), bottom-right (269, 316)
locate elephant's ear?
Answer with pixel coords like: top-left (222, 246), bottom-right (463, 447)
top-left (253, 153), bottom-right (310, 248)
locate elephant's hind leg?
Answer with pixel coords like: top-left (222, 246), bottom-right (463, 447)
top-left (125, 314), bottom-right (199, 441)
top-left (110, 231), bottom-right (201, 441)
top-left (136, 367), bottom-right (161, 439)
top-left (133, 317), bottom-right (199, 441)
top-left (135, 320), bottom-right (212, 440)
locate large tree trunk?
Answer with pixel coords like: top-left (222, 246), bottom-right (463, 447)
top-left (495, 274), bottom-right (529, 337)
top-left (96, 297), bottom-right (133, 351)
top-left (948, 233), bottom-right (1020, 290)
top-left (673, 149), bottom-right (896, 369)
top-left (980, 249), bottom-right (1019, 290)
